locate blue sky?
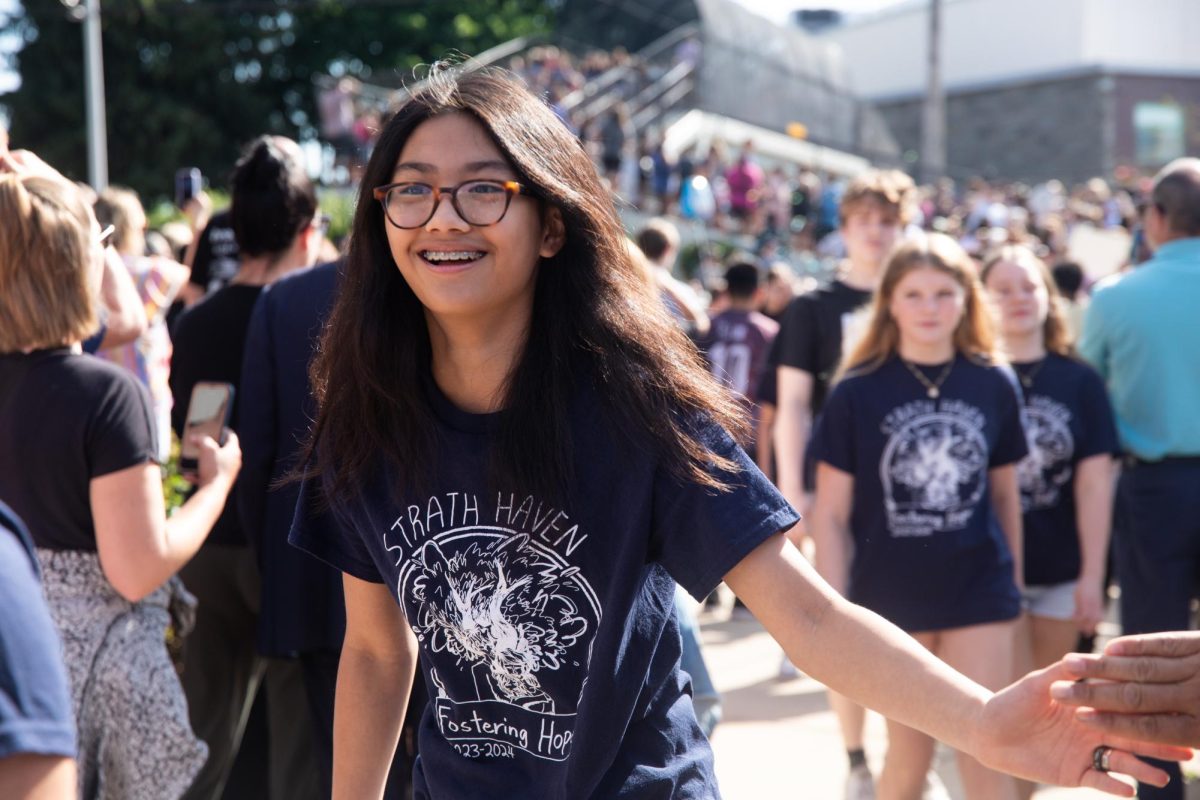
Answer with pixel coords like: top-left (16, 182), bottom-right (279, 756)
top-left (0, 0), bottom-right (20, 95)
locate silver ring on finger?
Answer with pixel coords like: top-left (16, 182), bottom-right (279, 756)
top-left (1092, 745), bottom-right (1114, 773)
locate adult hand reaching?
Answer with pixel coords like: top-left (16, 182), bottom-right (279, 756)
top-left (1053, 631), bottom-right (1200, 748)
top-left (974, 660), bottom-right (1192, 796)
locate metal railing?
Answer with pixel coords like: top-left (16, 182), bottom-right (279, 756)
top-left (564, 21), bottom-right (701, 138)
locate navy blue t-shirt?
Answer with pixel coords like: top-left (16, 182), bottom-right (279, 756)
top-left (1011, 354), bottom-right (1119, 587)
top-left (0, 502), bottom-right (76, 761)
top-left (810, 355), bottom-right (1027, 632)
top-left (291, 380), bottom-right (798, 799)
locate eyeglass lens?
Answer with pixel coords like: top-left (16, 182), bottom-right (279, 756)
top-left (383, 181), bottom-right (512, 228)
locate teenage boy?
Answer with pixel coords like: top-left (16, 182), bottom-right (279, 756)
top-left (701, 261), bottom-right (779, 470)
top-left (773, 169), bottom-right (915, 800)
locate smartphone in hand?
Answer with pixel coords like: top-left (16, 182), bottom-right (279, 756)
top-left (174, 167), bottom-right (202, 209)
top-left (180, 381), bottom-right (234, 475)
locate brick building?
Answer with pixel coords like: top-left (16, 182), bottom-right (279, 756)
top-left (818, 0), bottom-right (1200, 183)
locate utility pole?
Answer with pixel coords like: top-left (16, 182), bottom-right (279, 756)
top-left (920, 0), bottom-right (945, 184)
top-left (82, 0), bottom-right (108, 191)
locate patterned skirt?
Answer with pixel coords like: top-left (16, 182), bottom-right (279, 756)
top-left (36, 548), bottom-right (208, 800)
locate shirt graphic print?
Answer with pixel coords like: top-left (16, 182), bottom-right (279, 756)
top-left (388, 492), bottom-right (600, 762)
top-left (1016, 394), bottom-right (1075, 511)
top-left (880, 398), bottom-right (989, 537)
top-left (291, 377), bottom-right (799, 798)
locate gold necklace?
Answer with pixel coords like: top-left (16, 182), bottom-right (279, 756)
top-left (902, 358), bottom-right (955, 399)
top-left (1013, 358), bottom-right (1046, 390)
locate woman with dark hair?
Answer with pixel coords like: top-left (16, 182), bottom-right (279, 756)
top-left (288, 66), bottom-right (1187, 799)
top-left (170, 134), bottom-right (324, 800)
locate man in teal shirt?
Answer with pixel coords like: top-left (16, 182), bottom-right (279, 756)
top-left (1079, 157), bottom-right (1200, 800)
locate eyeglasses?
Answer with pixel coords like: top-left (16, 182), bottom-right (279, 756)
top-left (97, 224), bottom-right (115, 245)
top-left (372, 179), bottom-right (533, 229)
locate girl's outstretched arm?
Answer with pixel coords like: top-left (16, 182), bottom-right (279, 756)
top-left (334, 574), bottom-right (418, 800)
top-left (723, 533), bottom-right (1191, 796)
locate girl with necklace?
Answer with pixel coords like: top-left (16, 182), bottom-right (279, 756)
top-left (808, 234), bottom-right (1029, 799)
top-left (981, 247), bottom-right (1118, 763)
top-left (287, 68), bottom-right (1185, 799)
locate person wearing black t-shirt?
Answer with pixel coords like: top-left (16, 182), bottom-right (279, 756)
top-left (170, 135), bottom-right (322, 800)
top-left (185, 209), bottom-right (241, 302)
top-left (810, 235), bottom-right (1028, 800)
top-left (982, 247), bottom-right (1120, 800)
top-left (0, 152), bottom-right (240, 800)
top-left (773, 169), bottom-right (915, 797)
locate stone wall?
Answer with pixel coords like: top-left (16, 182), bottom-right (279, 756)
top-left (876, 73), bottom-right (1110, 184)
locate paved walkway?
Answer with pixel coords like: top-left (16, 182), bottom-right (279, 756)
top-left (698, 608), bottom-right (1197, 799)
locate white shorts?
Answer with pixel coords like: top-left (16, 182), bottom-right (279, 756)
top-left (1021, 581), bottom-right (1077, 621)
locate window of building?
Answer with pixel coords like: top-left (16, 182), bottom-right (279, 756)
top-left (1134, 102), bottom-right (1185, 167)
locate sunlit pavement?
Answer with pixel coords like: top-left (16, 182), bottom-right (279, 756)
top-left (698, 604), bottom-right (1198, 799)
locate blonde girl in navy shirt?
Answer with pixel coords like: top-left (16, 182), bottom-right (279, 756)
top-left (287, 66), bottom-right (1186, 799)
top-left (982, 246), bottom-right (1119, 798)
top-left (809, 234), bottom-right (1029, 800)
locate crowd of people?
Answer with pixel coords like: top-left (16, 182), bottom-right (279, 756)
top-left (641, 160), bottom-right (1199, 800)
top-left (1, 63), bottom-right (1200, 800)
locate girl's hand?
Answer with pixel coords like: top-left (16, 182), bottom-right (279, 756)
top-left (974, 661), bottom-right (1192, 796)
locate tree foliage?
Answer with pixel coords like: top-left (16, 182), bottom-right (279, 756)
top-left (1, 0), bottom-right (554, 201)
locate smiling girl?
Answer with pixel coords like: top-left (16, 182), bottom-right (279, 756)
top-left (808, 234), bottom-right (1029, 799)
top-left (981, 247), bottom-right (1118, 677)
top-left (288, 67), bottom-right (1186, 799)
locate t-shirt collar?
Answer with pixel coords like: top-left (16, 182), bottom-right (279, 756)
top-left (422, 371), bottom-right (500, 435)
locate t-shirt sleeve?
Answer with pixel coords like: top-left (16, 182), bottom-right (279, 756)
top-left (288, 468), bottom-right (384, 584)
top-left (1075, 363), bottom-right (1120, 460)
top-left (775, 295), bottom-right (819, 374)
top-left (650, 417), bottom-right (799, 601)
top-left (989, 368), bottom-right (1029, 468)
top-left (809, 380), bottom-right (856, 474)
top-left (88, 371), bottom-right (159, 476)
top-left (0, 532), bottom-right (77, 760)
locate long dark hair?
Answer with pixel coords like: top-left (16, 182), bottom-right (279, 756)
top-left (230, 136), bottom-right (317, 258)
top-left (306, 65), bottom-right (745, 504)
